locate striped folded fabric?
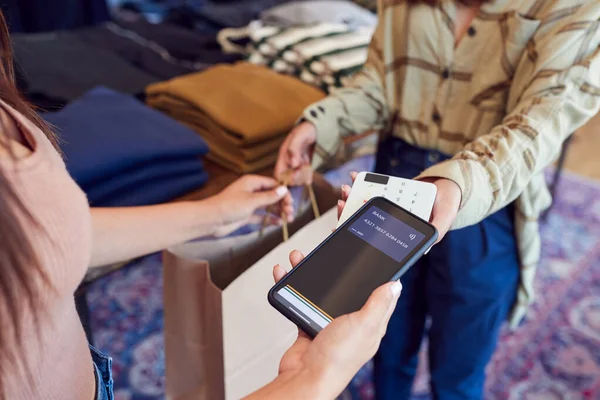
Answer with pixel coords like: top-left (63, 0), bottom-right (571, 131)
top-left (218, 22), bottom-right (374, 92)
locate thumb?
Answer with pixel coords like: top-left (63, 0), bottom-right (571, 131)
top-left (287, 139), bottom-right (304, 170)
top-left (337, 200), bottom-right (345, 220)
top-left (358, 281), bottom-right (402, 334)
top-left (250, 185), bottom-right (289, 208)
top-left (288, 128), bottom-right (315, 169)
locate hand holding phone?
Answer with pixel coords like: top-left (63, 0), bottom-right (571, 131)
top-left (269, 197), bottom-right (438, 337)
top-left (247, 253), bottom-right (402, 400)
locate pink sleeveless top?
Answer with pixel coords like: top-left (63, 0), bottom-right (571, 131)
top-left (0, 101), bottom-right (96, 400)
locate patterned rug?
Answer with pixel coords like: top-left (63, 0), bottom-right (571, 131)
top-left (89, 169), bottom-right (600, 400)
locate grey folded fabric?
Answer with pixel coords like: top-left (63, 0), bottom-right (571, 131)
top-left (13, 32), bottom-right (158, 106)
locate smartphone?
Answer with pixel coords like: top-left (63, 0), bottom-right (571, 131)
top-left (268, 196), bottom-right (438, 338)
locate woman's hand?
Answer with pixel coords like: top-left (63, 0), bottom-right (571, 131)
top-left (274, 122), bottom-right (317, 185)
top-left (206, 175), bottom-right (294, 237)
top-left (264, 250), bottom-right (402, 399)
top-left (336, 172), bottom-right (461, 243)
top-left (337, 172), bottom-right (358, 220)
top-left (90, 175), bottom-right (294, 266)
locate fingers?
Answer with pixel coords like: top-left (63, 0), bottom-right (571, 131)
top-left (341, 184), bottom-right (351, 202)
top-left (249, 213), bottom-right (277, 226)
top-left (337, 185), bottom-right (351, 220)
top-left (275, 166), bottom-right (308, 187)
top-left (242, 175), bottom-right (280, 191)
top-left (280, 191), bottom-right (295, 222)
top-left (350, 171), bottom-right (358, 182)
top-left (286, 137), bottom-right (303, 170)
top-left (250, 185), bottom-right (290, 209)
top-left (275, 124), bottom-right (316, 185)
top-left (287, 170), bottom-right (308, 186)
top-left (357, 281), bottom-right (402, 336)
top-left (286, 135), bottom-right (307, 171)
top-left (289, 250), bottom-right (305, 268)
top-left (337, 199), bottom-right (345, 220)
top-left (274, 166), bottom-right (304, 185)
top-left (273, 250), bottom-right (304, 284)
top-left (275, 133), bottom-right (294, 181)
top-left (274, 156), bottom-right (289, 182)
top-left (272, 264), bottom-right (287, 283)
top-left (286, 124), bottom-right (316, 170)
top-left (267, 192), bottom-right (294, 223)
top-left (282, 203), bottom-right (295, 223)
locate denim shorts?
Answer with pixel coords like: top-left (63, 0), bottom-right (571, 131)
top-left (90, 345), bottom-right (114, 400)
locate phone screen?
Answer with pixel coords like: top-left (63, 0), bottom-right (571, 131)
top-left (271, 198), bottom-right (436, 333)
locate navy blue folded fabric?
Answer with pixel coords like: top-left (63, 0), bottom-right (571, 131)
top-left (2, 0), bottom-right (110, 33)
top-left (74, 21), bottom-right (242, 79)
top-left (113, 0), bottom-right (295, 33)
top-left (88, 157), bottom-right (206, 206)
top-left (43, 87), bottom-right (209, 206)
top-left (96, 169), bottom-right (209, 207)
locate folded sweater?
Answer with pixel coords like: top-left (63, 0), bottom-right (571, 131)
top-left (14, 32), bottom-right (158, 107)
top-left (218, 22), bottom-right (374, 93)
top-left (147, 62), bottom-right (325, 173)
top-left (44, 87), bottom-right (209, 206)
top-left (75, 20), bottom-right (242, 79)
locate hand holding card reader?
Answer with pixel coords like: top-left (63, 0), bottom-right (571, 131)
top-left (268, 197), bottom-right (438, 338)
top-left (338, 172), bottom-right (437, 227)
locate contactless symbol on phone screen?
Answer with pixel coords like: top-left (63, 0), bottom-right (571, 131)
top-left (409, 233), bottom-right (416, 240)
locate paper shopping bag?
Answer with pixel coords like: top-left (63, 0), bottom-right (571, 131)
top-left (172, 173), bottom-right (339, 289)
top-left (163, 174), bottom-right (339, 399)
top-left (163, 254), bottom-right (224, 400)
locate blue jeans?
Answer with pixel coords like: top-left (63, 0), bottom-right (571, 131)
top-left (91, 345), bottom-right (114, 400)
top-left (373, 137), bottom-right (519, 400)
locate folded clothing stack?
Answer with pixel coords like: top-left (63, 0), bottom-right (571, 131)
top-left (189, 0), bottom-right (292, 30)
top-left (13, 17), bottom-right (245, 110)
top-left (114, 16), bottom-right (241, 67)
top-left (2, 0), bottom-right (110, 33)
top-left (146, 62), bottom-right (325, 173)
top-left (75, 18), bottom-right (243, 80)
top-left (218, 21), bottom-right (374, 92)
top-left (43, 87), bottom-right (209, 207)
top-left (14, 31), bottom-right (159, 110)
top-left (112, 0), bottom-right (291, 34)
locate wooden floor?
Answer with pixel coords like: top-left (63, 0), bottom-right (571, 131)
top-left (565, 113), bottom-right (600, 180)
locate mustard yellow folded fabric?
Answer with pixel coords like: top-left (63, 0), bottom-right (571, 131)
top-left (147, 62), bottom-right (325, 173)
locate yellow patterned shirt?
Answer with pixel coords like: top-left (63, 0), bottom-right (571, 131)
top-left (302, 0), bottom-right (600, 327)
